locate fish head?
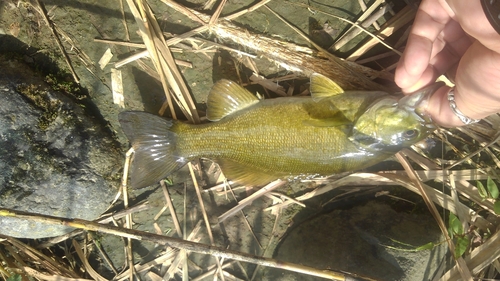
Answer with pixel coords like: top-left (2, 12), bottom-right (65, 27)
top-left (349, 82), bottom-right (443, 152)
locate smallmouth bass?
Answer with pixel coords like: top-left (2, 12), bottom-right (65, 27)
top-left (120, 74), bottom-right (440, 188)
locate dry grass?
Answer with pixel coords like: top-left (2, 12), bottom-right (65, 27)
top-left (2, 0), bottom-right (500, 281)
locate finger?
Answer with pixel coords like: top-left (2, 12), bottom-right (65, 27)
top-left (395, 0), bottom-right (451, 88)
top-left (440, 19), bottom-right (472, 57)
top-left (400, 65), bottom-right (438, 93)
top-left (399, 34), bottom-right (461, 93)
top-left (407, 20), bottom-right (471, 91)
top-left (427, 39), bottom-right (462, 79)
top-left (394, 34), bottom-right (432, 89)
top-left (398, 16), bottom-right (470, 92)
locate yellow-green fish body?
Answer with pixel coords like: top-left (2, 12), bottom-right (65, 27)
top-left (120, 74), bottom-right (440, 188)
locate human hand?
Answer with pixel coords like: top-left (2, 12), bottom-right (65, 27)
top-left (395, 0), bottom-right (500, 127)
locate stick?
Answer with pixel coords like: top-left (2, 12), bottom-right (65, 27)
top-left (331, 3), bottom-right (391, 51)
top-left (34, 0), bottom-right (79, 83)
top-left (160, 180), bottom-right (183, 237)
top-left (0, 208), bottom-right (367, 281)
top-left (395, 153), bottom-right (473, 281)
top-left (188, 163), bottom-right (225, 279)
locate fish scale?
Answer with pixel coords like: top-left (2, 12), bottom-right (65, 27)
top-left (174, 99), bottom-right (363, 174)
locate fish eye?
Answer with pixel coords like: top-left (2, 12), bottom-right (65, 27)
top-left (403, 129), bottom-right (418, 139)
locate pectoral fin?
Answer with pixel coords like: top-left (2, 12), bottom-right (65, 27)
top-left (216, 158), bottom-right (283, 186)
top-left (206, 80), bottom-right (259, 121)
top-left (310, 73), bottom-right (344, 101)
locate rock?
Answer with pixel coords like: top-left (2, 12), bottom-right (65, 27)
top-left (0, 54), bottom-right (122, 238)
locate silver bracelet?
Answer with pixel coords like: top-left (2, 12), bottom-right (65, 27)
top-left (447, 88), bottom-right (480, 125)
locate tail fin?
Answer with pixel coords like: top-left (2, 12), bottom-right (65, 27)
top-left (119, 111), bottom-right (187, 188)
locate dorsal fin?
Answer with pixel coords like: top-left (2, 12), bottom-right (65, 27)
top-left (206, 79), bottom-right (259, 121)
top-left (310, 73), bottom-right (344, 101)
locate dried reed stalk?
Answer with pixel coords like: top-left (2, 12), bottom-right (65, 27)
top-left (188, 163), bottom-right (225, 279)
top-left (31, 0), bottom-right (79, 83)
top-left (212, 25), bottom-right (392, 91)
top-left (0, 208), bottom-right (359, 281)
top-left (347, 5), bottom-right (416, 61)
top-left (396, 152), bottom-right (473, 281)
top-left (163, 2), bottom-right (392, 90)
top-left (218, 180), bottom-right (286, 223)
top-left (125, 0), bottom-right (200, 123)
top-left (331, 2), bottom-right (390, 51)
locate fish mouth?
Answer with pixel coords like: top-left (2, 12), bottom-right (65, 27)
top-left (397, 82), bottom-right (445, 127)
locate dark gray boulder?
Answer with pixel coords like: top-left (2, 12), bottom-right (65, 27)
top-left (0, 54), bottom-right (122, 238)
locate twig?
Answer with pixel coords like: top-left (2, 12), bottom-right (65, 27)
top-left (331, 3), bottom-right (390, 51)
top-left (22, 267), bottom-right (92, 281)
top-left (188, 162), bottom-right (225, 279)
top-left (287, 1), bottom-right (401, 57)
top-left (356, 0), bottom-right (382, 30)
top-left (92, 239), bottom-right (119, 276)
top-left (209, 0), bottom-right (227, 25)
top-left (0, 208), bottom-right (357, 281)
top-left (121, 148), bottom-right (135, 281)
top-left (223, 180), bottom-right (263, 250)
top-left (395, 152), bottom-right (473, 281)
top-left (264, 4), bottom-right (360, 75)
top-left (182, 37), bottom-right (257, 58)
top-left (72, 240), bottom-right (107, 281)
top-left (447, 130), bottom-right (500, 169)
top-left (36, 202), bottom-right (150, 248)
top-left (94, 38), bottom-right (146, 48)
top-left (218, 180), bottom-right (287, 223)
top-left (191, 261), bottom-right (236, 281)
top-left (1, 236), bottom-right (80, 278)
top-left (160, 0), bottom-right (206, 24)
top-left (441, 223), bottom-right (500, 280)
top-left (122, 0), bottom-right (272, 59)
top-left (347, 5), bottom-right (414, 61)
top-left (115, 249), bottom-right (177, 280)
top-left (34, 0), bottom-right (79, 83)
top-left (160, 180), bottom-right (183, 237)
top-left (355, 50), bottom-right (399, 65)
top-left (250, 207), bottom-right (282, 281)
top-left (119, 0), bottom-right (130, 42)
top-left (163, 221), bottom-right (203, 280)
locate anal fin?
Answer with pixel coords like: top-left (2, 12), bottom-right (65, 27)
top-left (216, 158), bottom-right (282, 187)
